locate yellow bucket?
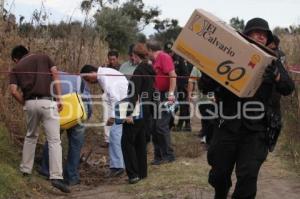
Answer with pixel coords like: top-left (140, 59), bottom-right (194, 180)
top-left (59, 92), bottom-right (87, 129)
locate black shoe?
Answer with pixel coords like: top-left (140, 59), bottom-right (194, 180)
top-left (22, 172), bottom-right (30, 177)
top-left (164, 157), bottom-right (176, 163)
top-left (105, 168), bottom-right (124, 178)
top-left (51, 179), bottom-right (70, 193)
top-left (128, 177), bottom-right (140, 184)
top-left (66, 179), bottom-right (80, 186)
top-left (174, 125), bottom-right (182, 132)
top-left (37, 167), bottom-right (50, 178)
top-left (150, 159), bottom-right (163, 165)
top-left (182, 124), bottom-right (192, 132)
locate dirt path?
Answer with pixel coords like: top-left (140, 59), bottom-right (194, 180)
top-left (47, 113), bottom-right (300, 199)
top-left (255, 155), bottom-right (300, 199)
top-left (49, 152), bottom-right (300, 199)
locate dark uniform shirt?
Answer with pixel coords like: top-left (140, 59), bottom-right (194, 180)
top-left (173, 55), bottom-right (189, 91)
top-left (200, 60), bottom-right (294, 132)
top-left (126, 61), bottom-right (156, 119)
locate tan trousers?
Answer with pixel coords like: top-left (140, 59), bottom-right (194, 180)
top-left (20, 99), bottom-right (63, 179)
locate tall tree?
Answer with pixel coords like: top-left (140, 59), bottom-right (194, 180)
top-left (152, 19), bottom-right (182, 44)
top-left (94, 7), bottom-right (138, 52)
top-left (90, 0), bottom-right (160, 52)
top-left (121, 0), bottom-right (159, 31)
top-left (230, 17), bottom-right (245, 32)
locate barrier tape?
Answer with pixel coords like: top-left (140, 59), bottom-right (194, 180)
top-left (0, 70), bottom-right (193, 79)
top-left (0, 70), bottom-right (299, 82)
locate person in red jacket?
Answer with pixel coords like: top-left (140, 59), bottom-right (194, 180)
top-left (146, 40), bottom-right (177, 165)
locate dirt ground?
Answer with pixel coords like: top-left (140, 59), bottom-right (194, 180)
top-left (45, 115), bottom-right (300, 199)
top-left (48, 154), bottom-right (300, 199)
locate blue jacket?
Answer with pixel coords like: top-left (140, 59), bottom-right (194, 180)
top-left (59, 72), bottom-right (93, 119)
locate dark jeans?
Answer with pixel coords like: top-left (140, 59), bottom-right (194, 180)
top-left (121, 119), bottom-right (147, 179)
top-left (152, 91), bottom-right (175, 161)
top-left (40, 124), bottom-right (85, 184)
top-left (207, 125), bottom-right (268, 199)
top-left (152, 109), bottom-right (175, 161)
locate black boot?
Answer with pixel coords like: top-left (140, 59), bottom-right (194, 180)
top-left (51, 179), bottom-right (70, 193)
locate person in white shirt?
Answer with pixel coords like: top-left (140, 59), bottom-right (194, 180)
top-left (80, 64), bottom-right (128, 177)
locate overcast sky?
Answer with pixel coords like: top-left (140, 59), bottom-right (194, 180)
top-left (4, 0), bottom-right (300, 34)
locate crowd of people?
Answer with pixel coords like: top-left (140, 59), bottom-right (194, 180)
top-left (9, 17), bottom-right (294, 198)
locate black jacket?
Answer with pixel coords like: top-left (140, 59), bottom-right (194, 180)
top-left (126, 60), bottom-right (156, 119)
top-left (200, 59), bottom-right (294, 132)
top-left (173, 55), bottom-right (189, 90)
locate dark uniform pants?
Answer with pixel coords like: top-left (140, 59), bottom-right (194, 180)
top-left (152, 91), bottom-right (175, 161)
top-left (176, 88), bottom-right (190, 127)
top-left (207, 125), bottom-right (268, 199)
top-left (198, 102), bottom-right (215, 144)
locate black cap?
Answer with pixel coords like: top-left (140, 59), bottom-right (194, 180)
top-left (164, 41), bottom-right (173, 53)
top-left (243, 18), bottom-right (274, 44)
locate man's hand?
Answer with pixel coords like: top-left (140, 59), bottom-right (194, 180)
top-left (125, 116), bottom-right (134, 124)
top-left (9, 84), bottom-right (25, 105)
top-left (56, 98), bottom-right (63, 112)
top-left (188, 91), bottom-right (194, 102)
top-left (263, 59), bottom-right (281, 82)
top-left (106, 117), bottom-right (115, 126)
top-left (168, 70), bottom-right (177, 101)
top-left (168, 92), bottom-right (176, 102)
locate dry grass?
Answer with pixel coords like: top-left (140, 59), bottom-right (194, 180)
top-left (277, 90), bottom-right (300, 172)
top-left (277, 33), bottom-right (300, 170)
top-left (0, 19), bottom-right (107, 145)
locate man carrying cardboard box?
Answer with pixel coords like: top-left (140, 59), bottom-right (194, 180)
top-left (146, 40), bottom-right (177, 165)
top-left (201, 18), bottom-right (294, 199)
top-left (172, 9), bottom-right (278, 98)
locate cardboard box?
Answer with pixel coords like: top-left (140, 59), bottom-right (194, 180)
top-left (59, 92), bottom-right (87, 129)
top-left (172, 9), bottom-right (276, 97)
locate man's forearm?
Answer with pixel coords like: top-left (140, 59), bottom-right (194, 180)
top-left (13, 92), bottom-right (24, 105)
top-left (51, 66), bottom-right (62, 98)
top-left (169, 70), bottom-right (177, 94)
top-left (50, 66), bottom-right (63, 111)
